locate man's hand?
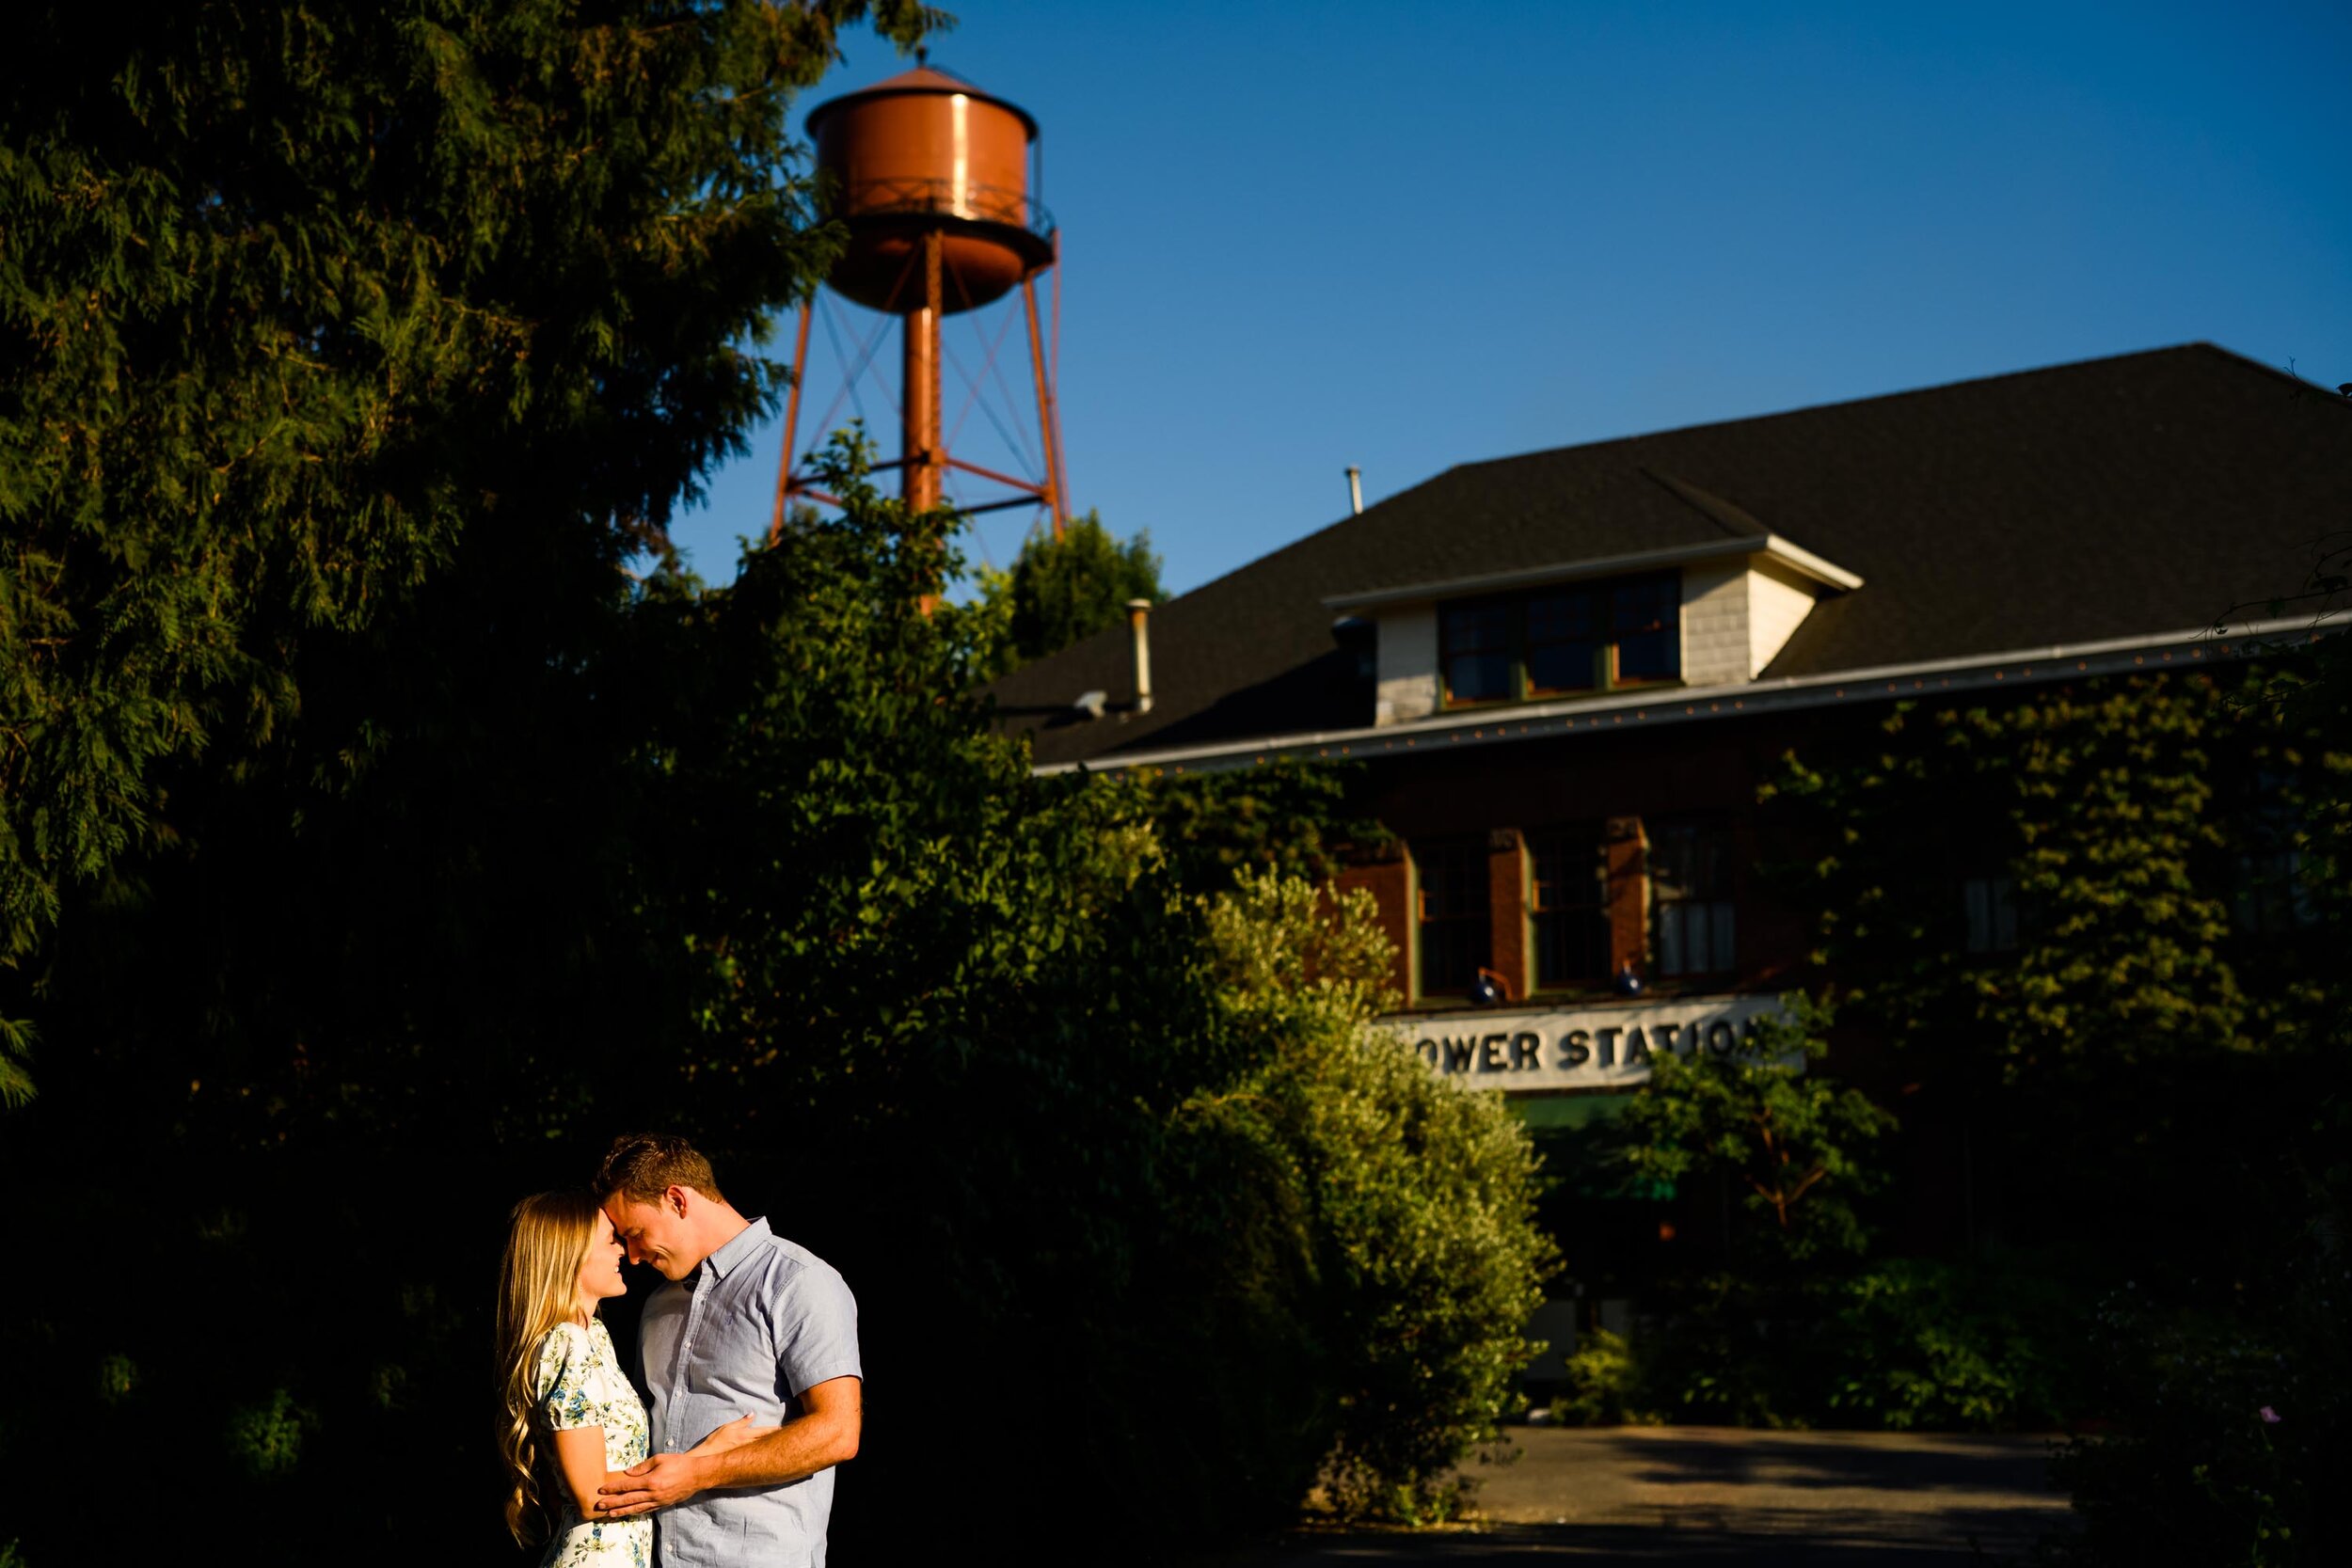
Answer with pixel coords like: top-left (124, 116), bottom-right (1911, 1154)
top-left (596, 1450), bottom-right (707, 1518)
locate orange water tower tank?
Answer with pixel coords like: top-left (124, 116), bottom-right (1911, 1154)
top-left (807, 65), bottom-right (1054, 313)
top-left (777, 65), bottom-right (1067, 530)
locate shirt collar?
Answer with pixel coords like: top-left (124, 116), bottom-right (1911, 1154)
top-left (701, 1215), bottom-right (771, 1283)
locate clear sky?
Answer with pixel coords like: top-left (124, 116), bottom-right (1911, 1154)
top-left (666, 0), bottom-right (2352, 596)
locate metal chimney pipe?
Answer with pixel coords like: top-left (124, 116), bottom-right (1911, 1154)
top-left (1346, 466), bottom-right (1364, 515)
top-left (1126, 598), bottom-right (1154, 715)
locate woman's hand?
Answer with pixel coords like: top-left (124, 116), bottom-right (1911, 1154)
top-left (688, 1415), bottom-right (779, 1455)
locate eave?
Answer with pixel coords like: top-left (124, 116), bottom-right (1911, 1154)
top-left (1321, 533), bottom-right (1866, 613)
top-left (1030, 615), bottom-right (2337, 778)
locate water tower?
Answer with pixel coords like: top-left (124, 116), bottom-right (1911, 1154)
top-left (773, 64), bottom-right (1070, 537)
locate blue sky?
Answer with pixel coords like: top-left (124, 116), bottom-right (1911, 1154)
top-left (668, 0), bottom-right (2352, 596)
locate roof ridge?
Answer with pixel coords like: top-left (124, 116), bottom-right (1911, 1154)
top-left (1458, 342), bottom-right (2270, 477)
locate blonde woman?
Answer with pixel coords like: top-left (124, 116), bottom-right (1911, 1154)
top-left (497, 1191), bottom-right (755, 1565)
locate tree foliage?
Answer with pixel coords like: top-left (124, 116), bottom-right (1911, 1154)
top-left (1135, 754), bottom-right (1393, 894)
top-left (0, 430), bottom-right (1555, 1559)
top-left (1612, 1000), bottom-right (1895, 1266)
top-left (1763, 677), bottom-right (2286, 1085)
top-left (0, 0), bottom-right (942, 1080)
top-left (1761, 672), bottom-right (2346, 1252)
top-left (968, 508), bottom-right (1164, 676)
top-left (1191, 870), bottom-right (1557, 1523)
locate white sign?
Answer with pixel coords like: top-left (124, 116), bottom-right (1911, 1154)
top-left (1388, 993), bottom-right (1791, 1093)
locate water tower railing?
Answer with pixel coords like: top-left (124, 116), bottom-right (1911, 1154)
top-left (830, 178), bottom-right (1056, 240)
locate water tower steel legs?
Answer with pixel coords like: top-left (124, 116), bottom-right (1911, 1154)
top-left (1022, 274), bottom-right (1069, 539)
top-left (770, 299), bottom-right (815, 543)
top-left (902, 229), bottom-right (945, 514)
top-left (773, 236), bottom-right (1066, 532)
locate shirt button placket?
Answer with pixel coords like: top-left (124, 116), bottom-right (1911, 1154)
top-left (669, 1265), bottom-right (708, 1451)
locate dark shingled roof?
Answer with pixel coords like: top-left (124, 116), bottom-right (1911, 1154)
top-left (993, 344), bottom-right (2352, 768)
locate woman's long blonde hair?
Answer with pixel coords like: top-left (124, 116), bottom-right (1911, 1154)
top-left (496, 1190), bottom-right (601, 1545)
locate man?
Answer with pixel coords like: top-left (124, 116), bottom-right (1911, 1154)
top-left (593, 1132), bottom-right (863, 1566)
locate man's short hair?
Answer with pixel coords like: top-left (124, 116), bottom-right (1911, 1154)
top-left (596, 1132), bottom-right (726, 1208)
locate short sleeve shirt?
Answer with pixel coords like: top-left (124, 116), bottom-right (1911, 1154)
top-left (639, 1219), bottom-right (862, 1568)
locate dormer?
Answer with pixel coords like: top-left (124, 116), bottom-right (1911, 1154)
top-left (1327, 534), bottom-right (1864, 727)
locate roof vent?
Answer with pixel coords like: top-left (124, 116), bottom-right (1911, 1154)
top-left (1127, 599), bottom-right (1154, 716)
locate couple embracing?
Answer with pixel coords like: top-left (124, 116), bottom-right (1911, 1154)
top-left (496, 1133), bottom-right (863, 1567)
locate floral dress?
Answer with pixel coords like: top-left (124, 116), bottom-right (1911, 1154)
top-left (532, 1317), bottom-right (652, 1567)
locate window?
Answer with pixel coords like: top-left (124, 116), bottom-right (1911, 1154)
top-left (1414, 838), bottom-right (1491, 999)
top-left (2233, 850), bottom-right (2312, 935)
top-left (1650, 820), bottom-right (1736, 978)
top-left (1440, 603), bottom-right (1514, 704)
top-left (1438, 572), bottom-right (1681, 707)
top-left (1962, 876), bottom-right (2021, 954)
top-left (2230, 768), bottom-right (2315, 935)
top-left (1529, 827), bottom-right (1610, 989)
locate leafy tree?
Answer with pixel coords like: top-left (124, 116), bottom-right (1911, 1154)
top-left (0, 436), bottom-right (1557, 1559)
top-left (1136, 754), bottom-right (1393, 894)
top-left (0, 0), bottom-right (942, 1092)
top-left (1612, 1000), bottom-right (1895, 1267)
top-left (0, 11), bottom-right (1556, 1553)
top-left (970, 509), bottom-right (1164, 675)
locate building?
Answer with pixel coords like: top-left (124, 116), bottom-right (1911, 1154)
top-left (989, 343), bottom-right (2347, 1344)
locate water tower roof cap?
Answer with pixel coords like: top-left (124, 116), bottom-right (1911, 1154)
top-left (804, 64), bottom-right (1039, 139)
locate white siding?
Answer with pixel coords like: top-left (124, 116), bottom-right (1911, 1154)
top-left (1679, 562), bottom-right (1752, 687)
top-left (1747, 560), bottom-right (1817, 678)
top-left (1375, 605), bottom-right (1439, 725)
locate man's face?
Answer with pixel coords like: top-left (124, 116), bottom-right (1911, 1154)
top-left (604, 1191), bottom-right (694, 1281)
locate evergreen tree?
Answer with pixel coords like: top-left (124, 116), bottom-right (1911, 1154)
top-left (0, 0), bottom-right (942, 1090)
top-left (972, 509), bottom-right (1163, 674)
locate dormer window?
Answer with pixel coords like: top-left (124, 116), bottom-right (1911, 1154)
top-left (1438, 572), bottom-right (1681, 707)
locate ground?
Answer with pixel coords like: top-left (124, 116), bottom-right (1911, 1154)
top-left (1200, 1426), bottom-right (2074, 1566)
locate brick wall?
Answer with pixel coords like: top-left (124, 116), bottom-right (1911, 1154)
top-left (1336, 842), bottom-right (1414, 1003)
top-left (1486, 828), bottom-right (1527, 999)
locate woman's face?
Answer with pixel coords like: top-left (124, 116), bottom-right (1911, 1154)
top-left (576, 1211), bottom-right (628, 1306)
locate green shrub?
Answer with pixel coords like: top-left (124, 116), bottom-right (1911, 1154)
top-left (1192, 870), bottom-right (1558, 1524)
top-left (1549, 1328), bottom-right (1653, 1427)
top-left (1823, 1259), bottom-right (2064, 1431)
top-left (2043, 1209), bottom-right (2349, 1566)
top-left (1630, 1281), bottom-right (1806, 1428)
top-left (1592, 1259), bottom-right (2074, 1433)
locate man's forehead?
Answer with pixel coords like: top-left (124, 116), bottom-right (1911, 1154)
top-left (603, 1197), bottom-right (663, 1229)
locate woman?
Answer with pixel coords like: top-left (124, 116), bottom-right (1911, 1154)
top-left (496, 1191), bottom-right (753, 1565)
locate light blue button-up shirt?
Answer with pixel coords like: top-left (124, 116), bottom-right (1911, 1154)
top-left (640, 1218), bottom-right (862, 1568)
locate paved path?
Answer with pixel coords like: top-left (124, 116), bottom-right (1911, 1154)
top-left (1202, 1426), bottom-right (2074, 1566)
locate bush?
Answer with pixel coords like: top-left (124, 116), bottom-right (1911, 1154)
top-left (1629, 1277), bottom-right (1808, 1428)
top-left (1823, 1259), bottom-right (2066, 1431)
top-left (1549, 1328), bottom-right (1653, 1427)
top-left (1190, 870), bottom-right (1559, 1523)
top-left (2042, 1191), bottom-right (2350, 1567)
top-left (1572, 1259), bottom-right (2074, 1433)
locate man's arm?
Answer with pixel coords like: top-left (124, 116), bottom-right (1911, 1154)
top-left (595, 1376), bottom-right (861, 1517)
